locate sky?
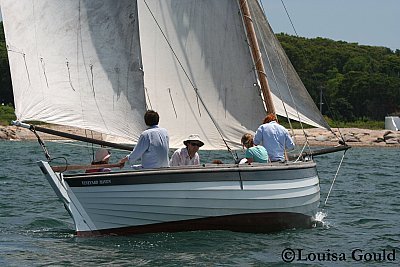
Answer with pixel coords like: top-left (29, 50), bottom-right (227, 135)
top-left (261, 0), bottom-right (399, 50)
top-left (0, 1), bottom-right (399, 50)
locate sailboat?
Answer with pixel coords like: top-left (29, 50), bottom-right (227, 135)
top-left (1, 0), bottom-right (348, 236)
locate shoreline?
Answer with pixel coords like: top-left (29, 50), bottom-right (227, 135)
top-left (1, 125), bottom-right (399, 148)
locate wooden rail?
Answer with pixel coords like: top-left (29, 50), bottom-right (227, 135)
top-left (51, 163), bottom-right (123, 172)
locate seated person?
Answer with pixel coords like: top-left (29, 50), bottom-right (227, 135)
top-left (86, 148), bottom-right (112, 173)
top-left (240, 133), bottom-right (269, 164)
top-left (170, 134), bottom-right (204, 166)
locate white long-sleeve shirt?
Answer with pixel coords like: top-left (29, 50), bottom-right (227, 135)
top-left (254, 121), bottom-right (295, 162)
top-left (169, 147), bottom-right (200, 166)
top-left (127, 125), bottom-right (169, 168)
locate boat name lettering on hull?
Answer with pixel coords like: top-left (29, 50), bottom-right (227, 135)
top-left (82, 179), bottom-right (112, 186)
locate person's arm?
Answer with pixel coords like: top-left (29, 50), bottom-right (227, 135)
top-left (285, 131), bottom-right (295, 150)
top-left (253, 126), bottom-right (263, 145)
top-left (119, 134), bottom-right (149, 166)
top-left (245, 149), bottom-right (254, 164)
top-left (169, 149), bottom-right (181, 166)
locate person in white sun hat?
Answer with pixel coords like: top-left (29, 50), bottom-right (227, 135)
top-left (170, 134), bottom-right (204, 166)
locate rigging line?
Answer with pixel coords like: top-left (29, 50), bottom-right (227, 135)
top-left (195, 88), bottom-right (202, 117)
top-left (144, 87), bottom-right (153, 110)
top-left (322, 90), bottom-right (347, 144)
top-left (323, 149), bottom-right (347, 207)
top-left (90, 64), bottom-right (95, 96)
top-left (278, 0), bottom-right (334, 140)
top-left (250, 1), bottom-right (308, 151)
top-left (280, 0), bottom-right (299, 36)
top-left (168, 88), bottom-right (178, 118)
top-left (40, 57), bottom-right (49, 88)
top-left (29, 127), bottom-right (51, 161)
top-left (66, 60), bottom-right (76, 91)
top-left (269, 37), bottom-right (313, 153)
top-left (22, 53), bottom-right (31, 85)
top-left (144, 87), bottom-right (153, 109)
top-left (142, 0), bottom-right (238, 161)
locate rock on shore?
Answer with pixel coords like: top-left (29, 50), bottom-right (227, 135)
top-left (1, 125), bottom-right (399, 147)
top-left (292, 128), bottom-right (400, 147)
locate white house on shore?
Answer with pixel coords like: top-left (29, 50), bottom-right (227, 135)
top-left (385, 116), bottom-right (400, 131)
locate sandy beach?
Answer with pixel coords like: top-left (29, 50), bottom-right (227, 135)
top-left (0, 125), bottom-right (399, 147)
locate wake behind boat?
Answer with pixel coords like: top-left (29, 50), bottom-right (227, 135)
top-left (1, 0), bottom-right (348, 236)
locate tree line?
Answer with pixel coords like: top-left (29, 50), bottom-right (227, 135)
top-left (0, 22), bottom-right (399, 122)
top-left (276, 33), bottom-right (400, 121)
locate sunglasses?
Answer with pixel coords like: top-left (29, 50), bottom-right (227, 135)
top-left (190, 142), bottom-right (202, 147)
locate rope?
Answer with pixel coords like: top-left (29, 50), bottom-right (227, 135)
top-left (280, 0), bottom-right (299, 36)
top-left (142, 0), bottom-right (238, 162)
top-left (323, 149), bottom-right (348, 207)
top-left (250, 0), bottom-right (313, 155)
top-left (30, 127), bottom-right (51, 161)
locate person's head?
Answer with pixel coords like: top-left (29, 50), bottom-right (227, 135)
top-left (144, 110), bottom-right (159, 126)
top-left (262, 113), bottom-right (277, 124)
top-left (183, 134), bottom-right (204, 152)
top-left (241, 133), bottom-right (254, 149)
top-left (93, 148), bottom-right (111, 164)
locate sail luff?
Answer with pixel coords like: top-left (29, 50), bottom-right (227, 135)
top-left (238, 0), bottom-right (275, 116)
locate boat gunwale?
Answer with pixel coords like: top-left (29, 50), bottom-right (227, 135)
top-left (61, 160), bottom-right (317, 179)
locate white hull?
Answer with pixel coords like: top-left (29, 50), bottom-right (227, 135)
top-left (39, 161), bottom-right (320, 236)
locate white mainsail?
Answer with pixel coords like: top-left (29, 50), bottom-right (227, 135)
top-left (2, 0), bottom-right (329, 150)
top-left (138, 0), bottom-right (266, 149)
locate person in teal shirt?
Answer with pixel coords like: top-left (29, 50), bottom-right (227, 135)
top-left (241, 133), bottom-right (269, 163)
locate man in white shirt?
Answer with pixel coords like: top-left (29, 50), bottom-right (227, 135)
top-left (254, 113), bottom-right (295, 162)
top-left (170, 134), bottom-right (204, 166)
top-left (119, 110), bottom-right (169, 169)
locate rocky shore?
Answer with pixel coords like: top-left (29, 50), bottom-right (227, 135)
top-left (1, 125), bottom-right (399, 147)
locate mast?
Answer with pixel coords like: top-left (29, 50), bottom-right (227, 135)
top-left (239, 0), bottom-right (276, 115)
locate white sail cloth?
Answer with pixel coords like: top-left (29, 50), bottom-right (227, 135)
top-left (2, 0), bottom-right (329, 150)
top-left (1, 0), bottom-right (147, 141)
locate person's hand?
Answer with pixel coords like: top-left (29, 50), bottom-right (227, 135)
top-left (118, 161), bottom-right (125, 168)
top-left (118, 156), bottom-right (128, 168)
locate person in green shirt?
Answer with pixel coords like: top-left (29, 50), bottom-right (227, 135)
top-left (241, 133), bottom-right (269, 163)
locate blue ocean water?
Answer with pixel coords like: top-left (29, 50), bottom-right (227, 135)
top-left (0, 140), bottom-right (399, 266)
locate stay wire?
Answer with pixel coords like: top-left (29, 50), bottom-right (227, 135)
top-left (323, 149), bottom-right (348, 207)
top-left (278, 0), bottom-right (346, 145)
top-left (30, 127), bottom-right (51, 161)
top-left (142, 0), bottom-right (238, 162)
top-left (254, 0), bottom-right (312, 155)
top-left (322, 90), bottom-right (347, 144)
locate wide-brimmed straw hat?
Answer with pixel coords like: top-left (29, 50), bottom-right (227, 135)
top-left (94, 148), bottom-right (111, 162)
top-left (183, 134), bottom-right (204, 147)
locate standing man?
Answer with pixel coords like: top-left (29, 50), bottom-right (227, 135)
top-left (254, 114), bottom-right (295, 162)
top-left (119, 110), bottom-right (169, 169)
